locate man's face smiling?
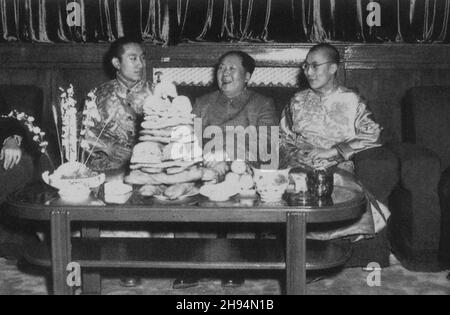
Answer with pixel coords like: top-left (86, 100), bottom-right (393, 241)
top-left (113, 43), bottom-right (146, 83)
top-left (217, 55), bottom-right (251, 98)
top-left (304, 49), bottom-right (337, 94)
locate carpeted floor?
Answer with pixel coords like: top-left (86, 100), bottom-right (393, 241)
top-left (0, 257), bottom-right (448, 295)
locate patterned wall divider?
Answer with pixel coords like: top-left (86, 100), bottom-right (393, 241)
top-left (153, 67), bottom-right (302, 88)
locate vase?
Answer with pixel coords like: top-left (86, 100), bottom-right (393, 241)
top-left (306, 169), bottom-right (334, 199)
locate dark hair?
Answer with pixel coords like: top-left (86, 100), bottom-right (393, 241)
top-left (103, 37), bottom-right (143, 79)
top-left (109, 37), bottom-right (143, 61)
top-left (217, 51), bottom-right (256, 75)
top-left (308, 43), bottom-right (341, 65)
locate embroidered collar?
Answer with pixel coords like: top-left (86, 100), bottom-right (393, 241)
top-left (310, 85), bottom-right (342, 100)
top-left (116, 72), bottom-right (145, 94)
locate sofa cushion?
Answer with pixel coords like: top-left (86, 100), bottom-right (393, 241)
top-left (387, 143), bottom-right (442, 270)
top-left (402, 86), bottom-right (450, 171)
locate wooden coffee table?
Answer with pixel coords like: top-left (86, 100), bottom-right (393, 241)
top-left (6, 184), bottom-right (365, 295)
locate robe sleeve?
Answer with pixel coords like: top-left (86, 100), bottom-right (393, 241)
top-left (279, 103), bottom-right (301, 168)
top-left (0, 118), bottom-right (26, 147)
top-left (334, 102), bottom-right (382, 160)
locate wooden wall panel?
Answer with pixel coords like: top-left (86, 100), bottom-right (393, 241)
top-left (346, 70), bottom-right (418, 142)
top-left (0, 68), bottom-right (52, 124)
top-left (55, 68), bottom-right (109, 104)
top-left (345, 44), bottom-right (450, 70)
top-left (347, 67), bottom-right (450, 143)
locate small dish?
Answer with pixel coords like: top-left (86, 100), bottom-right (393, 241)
top-left (104, 191), bottom-right (133, 204)
top-left (199, 182), bottom-right (240, 202)
top-left (154, 194), bottom-right (189, 201)
top-left (239, 189), bottom-right (257, 198)
top-left (104, 181), bottom-right (133, 204)
top-left (152, 194), bottom-right (200, 205)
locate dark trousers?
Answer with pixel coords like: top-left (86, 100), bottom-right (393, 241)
top-left (0, 154), bottom-right (33, 204)
top-left (438, 167), bottom-right (450, 263)
top-left (0, 154), bottom-right (33, 250)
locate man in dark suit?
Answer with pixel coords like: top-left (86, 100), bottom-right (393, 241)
top-left (0, 111), bottom-right (33, 203)
top-left (0, 99), bottom-right (34, 259)
top-left (0, 124), bottom-right (34, 204)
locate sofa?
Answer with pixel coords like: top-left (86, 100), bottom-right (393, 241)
top-left (387, 86), bottom-right (450, 271)
top-left (1, 82), bottom-right (446, 271)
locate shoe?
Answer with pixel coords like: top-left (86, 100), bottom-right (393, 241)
top-left (172, 278), bottom-right (199, 289)
top-left (221, 278), bottom-right (244, 288)
top-left (119, 277), bottom-right (141, 287)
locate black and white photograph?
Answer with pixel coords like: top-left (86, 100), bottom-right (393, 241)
top-left (0, 0), bottom-right (449, 298)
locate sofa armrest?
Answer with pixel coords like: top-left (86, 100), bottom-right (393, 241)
top-left (386, 142), bottom-right (442, 265)
top-left (387, 143), bottom-right (441, 192)
top-left (353, 146), bottom-right (399, 204)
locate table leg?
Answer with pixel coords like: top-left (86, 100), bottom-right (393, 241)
top-left (286, 212), bottom-right (307, 295)
top-left (81, 225), bottom-right (101, 295)
top-left (50, 210), bottom-right (72, 295)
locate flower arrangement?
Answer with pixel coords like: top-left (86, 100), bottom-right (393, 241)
top-left (53, 85), bottom-right (103, 166)
top-left (79, 88), bottom-right (102, 164)
top-left (1, 110), bottom-right (49, 154)
top-left (58, 85), bottom-right (78, 163)
top-left (43, 84), bottom-right (105, 197)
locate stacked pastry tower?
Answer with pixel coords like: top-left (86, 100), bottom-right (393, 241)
top-left (125, 84), bottom-right (214, 200)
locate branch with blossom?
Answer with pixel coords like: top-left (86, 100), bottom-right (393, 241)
top-left (1, 110), bottom-right (54, 171)
top-left (1, 110), bottom-right (49, 154)
top-left (80, 88), bottom-right (101, 164)
top-left (59, 85), bottom-right (78, 163)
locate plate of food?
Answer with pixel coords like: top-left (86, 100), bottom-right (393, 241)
top-left (104, 181), bottom-right (134, 204)
top-left (199, 182), bottom-right (241, 202)
top-left (139, 182), bottom-right (200, 204)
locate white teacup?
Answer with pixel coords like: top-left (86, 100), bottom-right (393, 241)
top-left (253, 168), bottom-right (290, 203)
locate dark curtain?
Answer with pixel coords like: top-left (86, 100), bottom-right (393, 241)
top-left (0, 0), bottom-right (449, 44)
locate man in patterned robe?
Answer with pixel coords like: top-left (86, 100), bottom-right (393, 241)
top-left (280, 43), bottom-right (388, 241)
top-left (280, 44), bottom-right (381, 171)
top-left (84, 37), bottom-right (152, 172)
